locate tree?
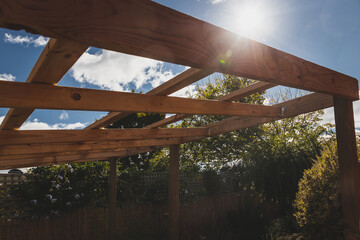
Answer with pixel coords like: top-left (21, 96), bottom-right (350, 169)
top-left (239, 107), bottom-right (331, 212)
top-left (179, 74), bottom-right (265, 168)
top-left (178, 75), bottom-right (329, 212)
top-left (294, 136), bottom-right (360, 239)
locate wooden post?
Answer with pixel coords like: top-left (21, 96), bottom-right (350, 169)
top-left (334, 96), bottom-right (360, 239)
top-left (108, 158), bottom-right (117, 240)
top-left (169, 145), bottom-right (180, 240)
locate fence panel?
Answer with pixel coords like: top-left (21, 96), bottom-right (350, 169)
top-left (0, 193), bottom-right (239, 240)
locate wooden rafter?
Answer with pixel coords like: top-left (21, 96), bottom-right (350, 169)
top-left (0, 128), bottom-right (208, 145)
top-left (87, 68), bottom-right (212, 129)
top-left (0, 39), bottom-right (87, 130)
top-left (198, 93), bottom-right (334, 137)
top-left (0, 93), bottom-right (334, 169)
top-left (0, 148), bottom-right (151, 170)
top-left (0, 0), bottom-right (357, 99)
top-left (0, 138), bottom-right (183, 156)
top-left (0, 80), bottom-right (280, 117)
top-left (120, 93), bottom-right (335, 158)
top-left (145, 81), bottom-right (276, 129)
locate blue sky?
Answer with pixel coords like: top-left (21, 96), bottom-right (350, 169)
top-left (0, 0), bottom-right (359, 130)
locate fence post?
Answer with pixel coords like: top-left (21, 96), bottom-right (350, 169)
top-left (108, 158), bottom-right (117, 240)
top-left (334, 96), bottom-right (360, 239)
top-left (169, 145), bottom-right (180, 240)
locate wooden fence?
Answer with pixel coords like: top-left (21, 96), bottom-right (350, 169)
top-left (0, 193), bottom-right (239, 240)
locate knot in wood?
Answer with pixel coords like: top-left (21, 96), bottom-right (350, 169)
top-left (72, 93), bottom-right (82, 101)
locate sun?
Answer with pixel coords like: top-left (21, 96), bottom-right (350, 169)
top-left (229, 2), bottom-right (273, 40)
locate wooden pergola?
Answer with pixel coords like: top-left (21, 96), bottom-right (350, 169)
top-left (0, 1), bottom-right (359, 239)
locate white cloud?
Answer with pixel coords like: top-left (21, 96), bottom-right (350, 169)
top-left (321, 107), bottom-right (335, 125)
top-left (170, 85), bottom-right (196, 98)
top-left (71, 49), bottom-right (175, 91)
top-left (18, 118), bottom-right (86, 130)
top-left (0, 73), bottom-right (16, 81)
top-left (4, 33), bottom-right (49, 47)
top-left (210, 0), bottom-right (226, 4)
top-left (59, 111), bottom-right (69, 120)
top-left (0, 116), bottom-right (86, 130)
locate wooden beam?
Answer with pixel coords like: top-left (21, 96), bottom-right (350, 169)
top-left (207, 93), bottom-right (334, 136)
top-left (145, 81), bottom-right (275, 129)
top-left (0, 94), bottom-right (335, 169)
top-left (0, 128), bottom-right (208, 145)
top-left (0, 138), bottom-right (183, 156)
top-left (169, 145), bottom-right (180, 240)
top-left (334, 97), bottom-right (360, 239)
top-left (82, 93), bottom-right (335, 161)
top-left (108, 158), bottom-right (117, 240)
top-left (0, 0), bottom-right (357, 99)
top-left (0, 147), bottom-right (153, 170)
top-left (0, 147), bottom-right (158, 161)
top-left (146, 68), bottom-right (212, 96)
top-left (0, 80), bottom-right (280, 117)
top-left (0, 38), bottom-right (88, 130)
top-left (87, 68), bottom-right (212, 129)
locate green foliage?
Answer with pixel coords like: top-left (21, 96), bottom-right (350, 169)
top-left (107, 112), bottom-right (165, 171)
top-left (293, 140), bottom-right (343, 239)
top-left (267, 215), bottom-right (300, 240)
top-left (178, 74), bottom-right (330, 214)
top-left (180, 74), bottom-right (265, 167)
top-left (238, 100), bottom-right (330, 211)
top-left (10, 161), bottom-right (109, 217)
top-left (117, 170), bottom-right (169, 205)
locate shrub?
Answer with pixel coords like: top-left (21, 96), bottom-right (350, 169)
top-left (293, 141), bottom-right (343, 239)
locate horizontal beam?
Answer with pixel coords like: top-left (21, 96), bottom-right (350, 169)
top-left (0, 93), bottom-right (334, 169)
top-left (0, 147), bottom-right (158, 161)
top-left (0, 80), bottom-right (280, 117)
top-left (0, 138), bottom-right (182, 156)
top-left (146, 68), bottom-right (212, 96)
top-left (206, 93), bottom-right (334, 136)
top-left (0, 38), bottom-right (88, 130)
top-left (0, 128), bottom-right (208, 145)
top-left (0, 0), bottom-right (357, 99)
top-left (87, 68), bottom-right (212, 129)
top-left (107, 93), bottom-right (335, 159)
top-left (0, 147), bottom-right (152, 170)
top-left (145, 81), bottom-right (275, 129)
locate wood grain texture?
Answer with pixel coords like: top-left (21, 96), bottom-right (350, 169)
top-left (169, 145), bottom-right (180, 240)
top-left (86, 68), bottom-right (212, 129)
top-left (0, 128), bottom-right (208, 145)
top-left (144, 82), bottom-right (276, 129)
top-left (0, 138), bottom-right (182, 156)
top-left (108, 158), bottom-right (117, 240)
top-left (0, 148), bottom-right (151, 169)
top-left (0, 0), bottom-right (357, 99)
top-left (334, 97), bottom-right (360, 239)
top-left (0, 147), bottom-right (156, 161)
top-left (0, 38), bottom-right (88, 130)
top-left (0, 80), bottom-right (280, 117)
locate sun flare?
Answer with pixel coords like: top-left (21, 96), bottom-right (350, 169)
top-left (230, 2), bottom-right (273, 39)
